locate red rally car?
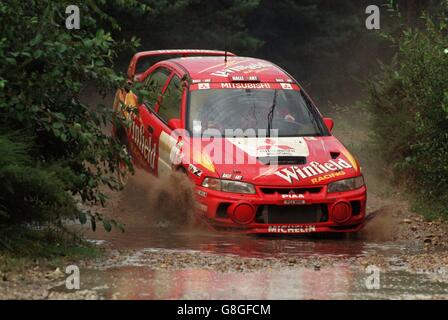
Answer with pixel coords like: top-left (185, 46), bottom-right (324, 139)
top-left (113, 49), bottom-right (367, 234)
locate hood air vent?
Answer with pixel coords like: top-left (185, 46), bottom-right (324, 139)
top-left (257, 156), bottom-right (307, 165)
top-left (330, 152), bottom-right (340, 159)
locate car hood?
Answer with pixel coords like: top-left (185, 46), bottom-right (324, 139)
top-left (193, 136), bottom-right (361, 186)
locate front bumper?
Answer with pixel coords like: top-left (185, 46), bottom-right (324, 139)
top-left (195, 184), bottom-right (367, 234)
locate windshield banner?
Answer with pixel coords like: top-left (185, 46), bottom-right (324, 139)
top-left (190, 83), bottom-right (300, 91)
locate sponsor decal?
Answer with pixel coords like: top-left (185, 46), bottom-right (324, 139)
top-left (129, 114), bottom-right (157, 169)
top-left (198, 83), bottom-right (210, 90)
top-left (340, 150), bottom-right (360, 172)
top-left (256, 138), bottom-right (294, 156)
top-left (283, 200), bottom-right (306, 205)
top-left (281, 193), bottom-right (305, 199)
top-left (274, 159), bottom-right (353, 184)
top-left (227, 137), bottom-right (309, 158)
top-left (221, 82), bottom-right (271, 89)
top-left (188, 164), bottom-right (202, 177)
top-left (222, 173), bottom-right (244, 180)
top-left (170, 140), bottom-right (184, 165)
top-left (158, 131), bottom-right (179, 177)
top-left (281, 193), bottom-right (305, 205)
top-left (197, 190), bottom-right (207, 197)
top-left (280, 83), bottom-right (293, 90)
top-left (231, 75), bottom-right (244, 81)
top-left (196, 202), bottom-right (208, 212)
top-left (190, 83), bottom-right (298, 91)
top-left (268, 225), bottom-right (316, 233)
top-left (211, 62), bottom-right (272, 78)
top-left (311, 171), bottom-right (346, 184)
top-left (230, 75), bottom-right (259, 82)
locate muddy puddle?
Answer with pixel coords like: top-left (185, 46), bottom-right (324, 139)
top-left (55, 263), bottom-right (448, 299)
top-left (68, 228), bottom-right (448, 299)
top-left (61, 173), bottom-right (448, 299)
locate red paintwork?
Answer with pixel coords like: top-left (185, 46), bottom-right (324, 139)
top-left (115, 49), bottom-right (367, 235)
top-left (127, 49), bottom-right (236, 81)
top-left (169, 56), bottom-right (296, 83)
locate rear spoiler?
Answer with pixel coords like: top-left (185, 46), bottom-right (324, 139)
top-left (127, 49), bottom-right (236, 81)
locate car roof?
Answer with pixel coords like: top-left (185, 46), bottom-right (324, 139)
top-left (164, 56), bottom-right (294, 83)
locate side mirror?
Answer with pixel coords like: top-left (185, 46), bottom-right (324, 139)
top-left (168, 118), bottom-right (182, 130)
top-left (323, 117), bottom-right (334, 132)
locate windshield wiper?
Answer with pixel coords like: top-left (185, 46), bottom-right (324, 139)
top-left (300, 91), bottom-right (324, 136)
top-left (267, 90), bottom-right (278, 138)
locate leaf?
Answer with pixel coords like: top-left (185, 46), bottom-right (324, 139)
top-left (52, 122), bottom-right (63, 129)
top-left (79, 211), bottom-right (87, 224)
top-left (52, 128), bottom-right (61, 137)
top-left (34, 50), bottom-right (43, 58)
top-left (102, 220), bottom-right (112, 232)
top-left (30, 34), bottom-right (42, 46)
top-left (5, 57), bottom-right (16, 65)
top-left (111, 219), bottom-right (125, 233)
top-left (91, 216), bottom-right (96, 231)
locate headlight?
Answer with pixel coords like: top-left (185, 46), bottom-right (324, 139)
top-left (327, 176), bottom-right (365, 193)
top-left (202, 178), bottom-right (256, 194)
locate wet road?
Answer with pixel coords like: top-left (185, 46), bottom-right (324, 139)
top-left (62, 174), bottom-right (448, 300)
top-left (66, 225), bottom-right (448, 299)
top-left (77, 263), bottom-right (448, 299)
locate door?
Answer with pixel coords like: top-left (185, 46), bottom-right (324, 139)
top-left (129, 67), bottom-right (171, 174)
top-left (155, 74), bottom-right (183, 178)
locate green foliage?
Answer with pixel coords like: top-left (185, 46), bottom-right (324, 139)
top-left (365, 3), bottom-right (448, 218)
top-left (1, 0), bottom-right (445, 247)
top-left (246, 0), bottom-right (388, 107)
top-left (244, 0), bottom-right (444, 108)
top-left (106, 0), bottom-right (446, 107)
top-left (0, 134), bottom-right (78, 225)
top-left (0, 1), bottom-right (143, 237)
top-left (0, 227), bottom-right (101, 272)
top-left (112, 0), bottom-right (262, 60)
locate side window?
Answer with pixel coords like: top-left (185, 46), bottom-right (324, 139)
top-left (158, 75), bottom-right (182, 122)
top-left (143, 67), bottom-right (170, 107)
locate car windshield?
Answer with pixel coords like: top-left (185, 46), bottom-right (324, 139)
top-left (188, 88), bottom-right (325, 137)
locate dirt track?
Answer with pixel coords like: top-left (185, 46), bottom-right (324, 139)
top-left (1, 109), bottom-right (448, 299)
top-left (2, 170), bottom-right (448, 300)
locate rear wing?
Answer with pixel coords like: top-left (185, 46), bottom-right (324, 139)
top-left (127, 49), bottom-right (236, 81)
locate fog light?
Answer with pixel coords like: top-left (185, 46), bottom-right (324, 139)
top-left (228, 203), bottom-right (255, 225)
top-left (331, 201), bottom-right (352, 224)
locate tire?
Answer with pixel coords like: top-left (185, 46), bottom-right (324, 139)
top-left (116, 127), bottom-right (130, 187)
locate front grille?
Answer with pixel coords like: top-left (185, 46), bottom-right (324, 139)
top-left (216, 203), bottom-right (230, 218)
top-left (350, 200), bottom-right (361, 216)
top-left (260, 187), bottom-right (323, 195)
top-left (255, 204), bottom-right (328, 224)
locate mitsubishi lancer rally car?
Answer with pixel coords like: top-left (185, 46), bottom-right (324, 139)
top-left (113, 49), bottom-right (367, 234)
